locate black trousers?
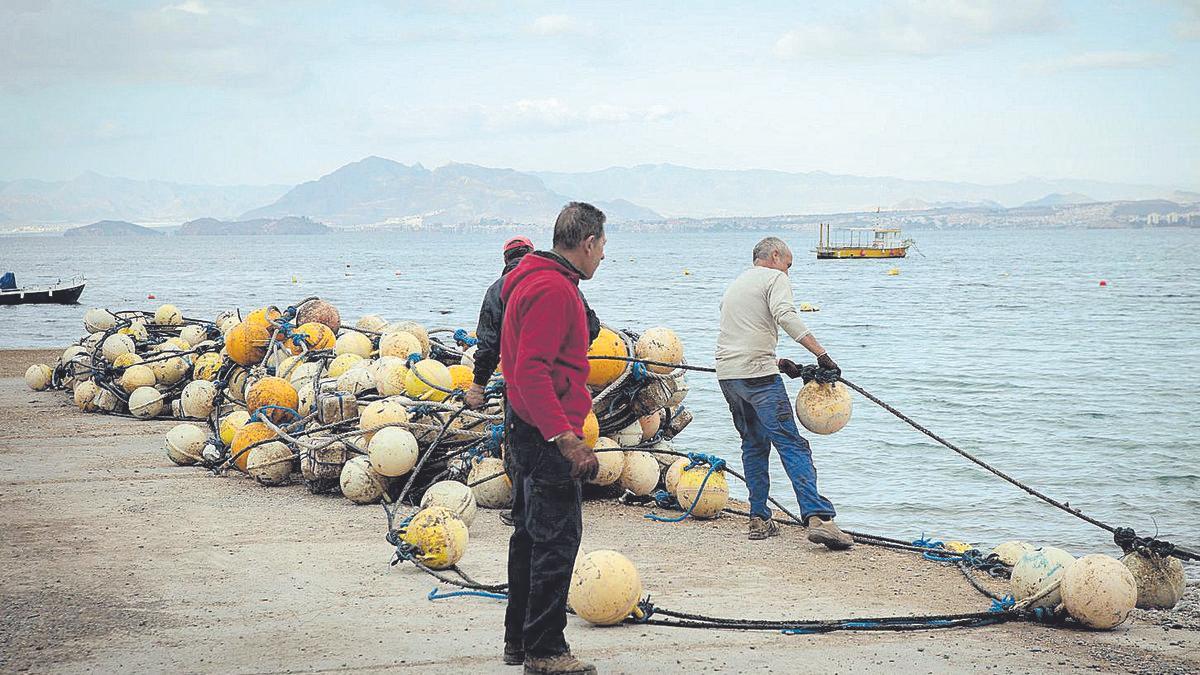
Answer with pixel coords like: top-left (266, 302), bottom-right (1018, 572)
top-left (503, 410), bottom-right (583, 658)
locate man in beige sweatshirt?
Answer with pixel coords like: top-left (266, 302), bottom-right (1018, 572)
top-left (715, 236), bottom-right (853, 548)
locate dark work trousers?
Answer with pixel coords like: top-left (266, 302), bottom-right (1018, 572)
top-left (503, 408), bottom-right (584, 658)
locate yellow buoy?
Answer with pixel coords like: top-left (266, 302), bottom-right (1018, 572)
top-left (368, 427), bottom-right (420, 477)
top-left (1123, 550), bottom-right (1187, 610)
top-left (468, 457), bottom-right (511, 509)
top-left (73, 380), bottom-right (100, 412)
top-left (101, 333), bottom-right (136, 362)
top-left (619, 451), bottom-right (660, 496)
top-left (390, 321), bottom-right (431, 357)
top-left (675, 465), bottom-right (730, 518)
top-left (568, 550), bottom-right (643, 626)
top-left (588, 438), bottom-right (625, 486)
top-left (335, 330), bottom-right (374, 358)
top-left (112, 352), bottom-right (142, 369)
top-left (1061, 554), bottom-right (1138, 630)
top-left (634, 327), bottom-right (684, 374)
top-left (399, 506), bottom-right (469, 570)
top-left (287, 322), bottom-right (335, 354)
top-left (989, 541), bottom-right (1034, 566)
top-left (119, 320), bottom-right (149, 341)
top-left (247, 441), bottom-right (294, 486)
top-left (794, 380), bottom-right (852, 435)
top-left (245, 376), bottom-right (299, 424)
top-left (587, 327), bottom-right (628, 388)
top-left (339, 455), bottom-right (387, 504)
top-left (153, 303), bottom-right (183, 326)
top-left (219, 410), bottom-right (251, 446)
top-left (379, 331), bottom-right (422, 360)
top-left (447, 364), bottom-right (473, 392)
top-left (192, 352), bottom-right (223, 381)
top-left (230, 420), bottom-right (276, 472)
top-left (420, 480), bottom-right (478, 526)
top-left (245, 306), bottom-right (281, 333)
top-left (1012, 547), bottom-right (1076, 609)
top-left (887, 267), bottom-right (901, 276)
top-left (226, 321), bottom-right (271, 366)
top-left (165, 423), bottom-right (208, 466)
top-left (127, 386), bottom-right (165, 419)
top-left (405, 359), bottom-right (453, 402)
top-left (664, 457), bottom-right (690, 495)
top-left (24, 363), bottom-right (53, 391)
top-left (943, 540), bottom-right (973, 554)
top-left (582, 410), bottom-right (599, 449)
top-left (326, 353), bottom-right (364, 379)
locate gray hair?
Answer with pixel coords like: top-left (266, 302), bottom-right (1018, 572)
top-left (752, 236), bottom-right (790, 262)
top-left (553, 202), bottom-right (606, 250)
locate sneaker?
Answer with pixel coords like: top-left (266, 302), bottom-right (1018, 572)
top-left (503, 642), bottom-right (524, 666)
top-left (806, 517), bottom-right (853, 550)
top-left (523, 652), bottom-right (597, 675)
top-left (748, 516), bottom-right (780, 540)
top-left (499, 510), bottom-right (515, 527)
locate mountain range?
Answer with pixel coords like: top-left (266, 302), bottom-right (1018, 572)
top-left (2, 157), bottom-right (1196, 231)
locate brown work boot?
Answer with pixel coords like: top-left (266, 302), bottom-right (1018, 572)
top-left (523, 652), bottom-right (597, 675)
top-left (748, 516), bottom-right (780, 540)
top-left (806, 516), bottom-right (853, 550)
top-left (503, 642), bottom-right (524, 666)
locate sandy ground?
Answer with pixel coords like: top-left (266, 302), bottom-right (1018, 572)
top-left (1, 349), bottom-right (1198, 674)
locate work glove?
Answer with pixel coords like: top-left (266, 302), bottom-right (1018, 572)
top-left (777, 358), bottom-right (803, 379)
top-left (816, 353), bottom-right (840, 376)
top-left (464, 383), bottom-right (486, 409)
top-left (556, 434), bottom-right (600, 481)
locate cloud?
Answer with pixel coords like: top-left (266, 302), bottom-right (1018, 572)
top-left (165, 1), bottom-right (210, 16)
top-left (479, 98), bottom-right (679, 133)
top-left (1174, 0), bottom-right (1200, 39)
top-left (1029, 50), bottom-right (1174, 73)
top-left (774, 0), bottom-right (1062, 59)
top-left (527, 14), bottom-right (582, 36)
top-left (0, 1), bottom-right (307, 91)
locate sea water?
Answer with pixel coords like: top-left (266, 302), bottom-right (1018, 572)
top-left (2, 228), bottom-right (1198, 568)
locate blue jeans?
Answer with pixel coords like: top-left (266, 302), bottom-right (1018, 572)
top-left (719, 375), bottom-right (837, 522)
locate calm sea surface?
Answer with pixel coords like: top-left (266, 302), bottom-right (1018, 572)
top-left (3, 228), bottom-right (1198, 571)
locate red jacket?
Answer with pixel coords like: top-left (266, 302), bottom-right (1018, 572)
top-left (501, 251), bottom-right (592, 441)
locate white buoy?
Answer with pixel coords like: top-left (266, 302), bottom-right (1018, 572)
top-left (73, 380), bottom-right (100, 412)
top-left (128, 386), bottom-right (165, 419)
top-left (339, 456), bottom-right (387, 504)
top-left (368, 427), bottom-right (419, 477)
top-left (1123, 550), bottom-right (1187, 610)
top-left (613, 421), bottom-right (643, 447)
top-left (24, 364), bottom-right (53, 391)
top-left (588, 438), bottom-right (625, 486)
top-left (990, 541), bottom-right (1035, 566)
top-left (101, 333), bottom-right (136, 362)
top-left (1011, 547), bottom-right (1076, 609)
top-left (619, 450), bottom-right (660, 496)
top-left (180, 379), bottom-right (218, 418)
top-left (1061, 554), bottom-right (1138, 629)
top-left (420, 480), bottom-right (478, 526)
top-left (468, 457), bottom-right (511, 509)
top-left (247, 441), bottom-right (295, 486)
top-left (165, 423), bottom-right (207, 466)
top-left (83, 308), bottom-right (116, 333)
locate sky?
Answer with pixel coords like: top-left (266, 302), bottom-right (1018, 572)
top-left (1, 0), bottom-right (1198, 189)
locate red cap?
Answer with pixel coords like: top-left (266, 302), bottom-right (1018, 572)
top-left (504, 236), bottom-right (533, 253)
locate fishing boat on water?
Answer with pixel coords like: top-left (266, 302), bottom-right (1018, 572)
top-left (0, 272), bottom-right (86, 305)
top-left (815, 223), bottom-right (914, 259)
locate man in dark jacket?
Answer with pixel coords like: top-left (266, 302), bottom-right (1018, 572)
top-left (500, 202), bottom-right (605, 675)
top-left (465, 236), bottom-right (601, 411)
top-left (465, 236), bottom-right (533, 409)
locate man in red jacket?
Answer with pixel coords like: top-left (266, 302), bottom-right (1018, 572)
top-left (500, 202), bottom-right (605, 675)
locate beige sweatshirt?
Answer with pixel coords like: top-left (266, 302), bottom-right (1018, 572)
top-left (715, 266), bottom-right (811, 380)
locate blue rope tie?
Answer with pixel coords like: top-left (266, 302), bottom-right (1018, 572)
top-left (631, 361), bottom-right (649, 382)
top-left (453, 328), bottom-right (479, 347)
top-left (427, 587), bottom-right (507, 601)
top-left (248, 404), bottom-right (301, 423)
top-left (645, 453), bottom-right (726, 523)
top-left (487, 424), bottom-right (504, 450)
top-left (989, 595), bottom-right (1016, 613)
